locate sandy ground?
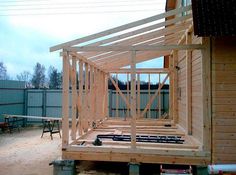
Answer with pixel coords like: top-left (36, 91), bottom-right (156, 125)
top-left (0, 127), bottom-right (162, 175)
top-left (0, 126), bottom-right (61, 175)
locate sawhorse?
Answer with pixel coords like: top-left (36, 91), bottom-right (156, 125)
top-left (41, 120), bottom-right (61, 140)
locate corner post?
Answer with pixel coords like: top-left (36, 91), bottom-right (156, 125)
top-left (62, 50), bottom-right (70, 149)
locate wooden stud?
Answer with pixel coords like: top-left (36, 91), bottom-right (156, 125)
top-left (158, 74), bottom-right (161, 118)
top-left (85, 63), bottom-right (89, 131)
top-left (173, 50), bottom-right (178, 124)
top-left (71, 56), bottom-right (77, 140)
top-left (127, 73), bottom-right (130, 118)
top-left (130, 51), bottom-right (137, 149)
top-left (104, 73), bottom-right (108, 118)
top-left (186, 31), bottom-right (192, 135)
top-left (62, 50), bottom-right (70, 148)
top-left (89, 65), bottom-right (94, 121)
top-left (137, 73), bottom-right (141, 118)
top-left (78, 60), bottom-right (84, 136)
top-left (116, 73), bottom-right (119, 117)
top-left (148, 74), bottom-right (151, 118)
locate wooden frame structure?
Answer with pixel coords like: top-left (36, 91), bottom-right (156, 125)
top-left (50, 5), bottom-right (211, 165)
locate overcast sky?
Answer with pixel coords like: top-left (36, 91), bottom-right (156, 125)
top-left (0, 0), bottom-right (166, 82)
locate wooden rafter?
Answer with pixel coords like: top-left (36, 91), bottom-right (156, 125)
top-left (50, 5), bottom-right (191, 52)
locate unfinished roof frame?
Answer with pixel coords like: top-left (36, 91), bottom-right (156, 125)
top-left (50, 5), bottom-right (211, 165)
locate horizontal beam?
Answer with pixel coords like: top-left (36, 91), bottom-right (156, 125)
top-left (50, 5), bottom-right (191, 52)
top-left (108, 68), bottom-right (170, 74)
top-left (67, 44), bottom-right (204, 52)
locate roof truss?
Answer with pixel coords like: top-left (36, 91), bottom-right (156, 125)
top-left (51, 5), bottom-right (200, 71)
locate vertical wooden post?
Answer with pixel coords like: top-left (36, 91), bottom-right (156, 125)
top-left (169, 55), bottom-right (174, 120)
top-left (71, 56), bottom-right (77, 140)
top-left (137, 73), bottom-right (140, 118)
top-left (62, 50), bottom-right (70, 148)
top-left (186, 31), bottom-right (192, 135)
top-left (148, 74), bottom-right (151, 118)
top-left (85, 63), bottom-right (89, 130)
top-left (104, 73), bottom-right (109, 118)
top-left (127, 73), bottom-right (130, 118)
top-left (78, 60), bottom-right (84, 135)
top-left (116, 73), bottom-right (119, 117)
top-left (158, 74), bottom-right (161, 118)
top-left (173, 50), bottom-right (178, 123)
top-left (90, 66), bottom-right (94, 122)
top-left (201, 37), bottom-right (211, 151)
top-left (94, 68), bottom-right (98, 121)
top-left (130, 51), bottom-right (136, 149)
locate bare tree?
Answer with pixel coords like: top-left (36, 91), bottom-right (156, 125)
top-left (31, 62), bottom-right (46, 89)
top-left (0, 62), bottom-right (9, 80)
top-left (16, 71), bottom-right (32, 87)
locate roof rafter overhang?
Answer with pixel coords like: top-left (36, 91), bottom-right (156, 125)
top-left (65, 44), bottom-right (205, 52)
top-left (51, 5), bottom-right (196, 71)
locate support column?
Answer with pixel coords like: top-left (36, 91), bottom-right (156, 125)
top-left (173, 50), bottom-right (178, 123)
top-left (71, 56), bottom-right (77, 140)
top-left (148, 74), bottom-right (151, 118)
top-left (186, 31), bottom-right (192, 135)
top-left (116, 73), bottom-right (119, 117)
top-left (85, 63), bottom-right (89, 130)
top-left (127, 74), bottom-right (130, 118)
top-left (130, 51), bottom-right (136, 149)
top-left (62, 50), bottom-right (70, 148)
top-left (78, 60), bottom-right (84, 136)
top-left (169, 55), bottom-right (174, 119)
top-left (158, 74), bottom-right (161, 118)
top-left (137, 73), bottom-right (140, 118)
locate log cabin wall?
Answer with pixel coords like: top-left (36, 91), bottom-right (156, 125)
top-left (176, 32), bottom-right (203, 144)
top-left (212, 37), bottom-right (236, 163)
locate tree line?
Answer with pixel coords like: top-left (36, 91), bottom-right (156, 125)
top-left (0, 61), bottom-right (169, 90)
top-left (0, 61), bottom-right (61, 89)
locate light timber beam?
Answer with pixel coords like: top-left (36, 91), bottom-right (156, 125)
top-left (130, 51), bottom-right (137, 149)
top-left (62, 50), bottom-right (70, 148)
top-left (78, 60), bottom-right (84, 136)
top-left (67, 44), bottom-right (204, 52)
top-left (172, 50), bottom-right (178, 123)
top-left (148, 74), bottom-right (151, 118)
top-left (116, 73), bottom-right (119, 118)
top-left (158, 74), bottom-right (161, 118)
top-left (186, 31), bottom-right (192, 135)
top-left (141, 74), bottom-right (169, 118)
top-left (71, 56), bottom-right (77, 140)
top-left (84, 14), bottom-right (192, 48)
top-left (137, 73), bottom-right (140, 118)
top-left (50, 5), bottom-right (192, 52)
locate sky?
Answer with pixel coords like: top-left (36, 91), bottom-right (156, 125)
top-left (0, 0), bottom-right (166, 82)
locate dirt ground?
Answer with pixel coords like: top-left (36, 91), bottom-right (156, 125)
top-left (0, 126), bottom-right (61, 175)
top-left (0, 126), bottom-right (162, 175)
